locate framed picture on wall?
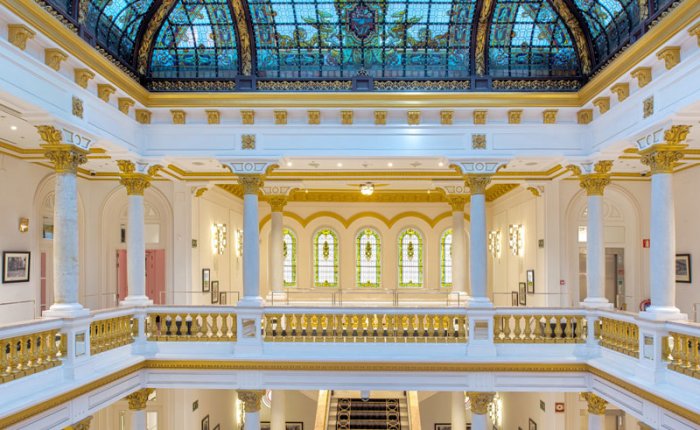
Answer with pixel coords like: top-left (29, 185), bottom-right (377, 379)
top-left (519, 282), bottom-right (527, 306)
top-left (202, 268), bottom-right (211, 292)
top-left (286, 422), bottom-right (304, 430)
top-left (211, 281), bottom-right (219, 304)
top-left (526, 269), bottom-right (535, 293)
top-left (202, 415), bottom-right (210, 430)
top-left (528, 418), bottom-right (537, 430)
top-left (676, 254), bottom-right (691, 283)
top-left (2, 252), bottom-right (30, 283)
top-left (219, 291), bottom-right (227, 305)
top-left (511, 291), bottom-right (519, 307)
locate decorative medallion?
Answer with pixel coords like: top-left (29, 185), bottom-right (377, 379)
top-left (347, 2), bottom-right (377, 41)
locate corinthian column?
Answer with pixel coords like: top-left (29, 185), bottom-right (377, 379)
top-left (268, 196), bottom-right (287, 298)
top-left (238, 390), bottom-right (265, 430)
top-left (117, 161), bottom-right (161, 306)
top-left (465, 175), bottom-right (493, 307)
top-left (126, 388), bottom-right (154, 430)
top-left (639, 125), bottom-right (691, 320)
top-left (240, 175), bottom-right (264, 306)
top-left (466, 392), bottom-right (495, 430)
top-left (447, 195), bottom-right (468, 297)
top-left (581, 392), bottom-right (607, 430)
top-left (38, 126), bottom-right (89, 317)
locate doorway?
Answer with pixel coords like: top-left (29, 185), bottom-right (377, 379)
top-left (578, 247), bottom-right (626, 310)
top-left (117, 249), bottom-right (166, 304)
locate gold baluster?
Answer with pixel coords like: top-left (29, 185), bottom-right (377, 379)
top-left (513, 315), bottom-right (522, 342)
top-left (503, 315), bottom-right (513, 342)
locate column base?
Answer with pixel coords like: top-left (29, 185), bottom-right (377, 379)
top-left (580, 298), bottom-right (613, 309)
top-left (120, 296), bottom-right (153, 307)
top-left (43, 303), bottom-right (90, 318)
top-left (639, 306), bottom-right (688, 321)
top-left (465, 297), bottom-right (493, 308)
top-left (238, 296), bottom-right (265, 307)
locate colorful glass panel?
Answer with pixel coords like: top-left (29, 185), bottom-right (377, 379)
top-left (440, 229), bottom-right (453, 288)
top-left (574, 0), bottom-right (638, 61)
top-left (356, 228), bottom-right (381, 288)
top-left (150, 0), bottom-right (238, 78)
top-left (87, 0), bottom-right (156, 62)
top-left (489, 0), bottom-right (580, 77)
top-left (283, 228), bottom-right (297, 287)
top-left (398, 228), bottom-right (423, 288)
top-left (314, 228), bottom-right (339, 287)
top-left (247, 0), bottom-right (477, 78)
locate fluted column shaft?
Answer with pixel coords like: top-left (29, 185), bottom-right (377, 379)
top-left (239, 176), bottom-right (264, 306)
top-left (465, 176), bottom-right (491, 306)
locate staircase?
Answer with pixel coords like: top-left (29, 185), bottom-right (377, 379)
top-left (327, 394), bottom-right (409, 430)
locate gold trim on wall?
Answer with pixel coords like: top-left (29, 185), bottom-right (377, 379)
top-left (257, 210), bottom-right (465, 231)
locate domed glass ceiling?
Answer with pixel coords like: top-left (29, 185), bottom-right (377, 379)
top-left (44, 0), bottom-right (665, 91)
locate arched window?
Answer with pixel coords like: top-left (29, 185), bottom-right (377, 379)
top-left (356, 228), bottom-right (381, 288)
top-left (440, 229), bottom-right (453, 288)
top-left (398, 228), bottom-right (423, 288)
top-left (313, 228), bottom-right (339, 287)
top-left (283, 228), bottom-right (297, 288)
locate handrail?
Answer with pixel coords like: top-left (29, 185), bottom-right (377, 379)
top-left (269, 290), bottom-right (465, 307)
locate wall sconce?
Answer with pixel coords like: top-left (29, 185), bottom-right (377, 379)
top-left (18, 218), bottom-right (29, 233)
top-left (508, 224), bottom-right (523, 256)
top-left (235, 228), bottom-right (243, 258)
top-left (211, 223), bottom-right (227, 255)
top-left (488, 230), bottom-right (501, 258)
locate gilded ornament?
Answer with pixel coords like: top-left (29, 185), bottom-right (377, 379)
top-left (241, 110), bottom-right (255, 125)
top-left (472, 134), bottom-right (486, 150)
top-left (643, 96), bottom-right (654, 118)
top-left (8, 24), bottom-right (35, 50)
top-left (125, 388), bottom-right (154, 411)
top-left (97, 84), bottom-right (116, 102)
top-left (440, 111), bottom-right (454, 125)
top-left (690, 23), bottom-right (700, 47)
top-left (72, 97), bottom-right (83, 119)
top-left (308, 110), bottom-right (321, 125)
top-left (593, 97), bottom-right (610, 114)
top-left (492, 79), bottom-right (580, 91)
top-left (241, 134), bottom-right (256, 150)
top-left (638, 423), bottom-right (653, 430)
top-left (581, 392), bottom-right (607, 415)
top-left (466, 392), bottom-right (495, 415)
top-left (630, 67), bottom-right (652, 87)
top-left (486, 184), bottom-right (519, 202)
top-left (473, 110), bottom-right (487, 125)
top-left (640, 149), bottom-right (684, 174)
top-left (656, 46), bottom-right (681, 69)
top-left (230, 0), bottom-right (252, 75)
top-left (135, 109), bottom-right (152, 125)
top-left (374, 80), bottom-right (470, 91)
top-left (274, 110), bottom-right (288, 125)
top-left (341, 110), bottom-right (354, 125)
top-left (118, 98), bottom-right (134, 115)
top-left (64, 415), bottom-right (92, 430)
top-left (238, 175), bottom-right (263, 195)
top-left (137, 0), bottom-right (176, 74)
top-left (238, 390), bottom-right (265, 413)
top-left (567, 160), bottom-right (613, 196)
top-left (206, 110), bottom-right (220, 125)
top-left (548, 0), bottom-right (591, 74)
top-left (374, 111), bottom-right (387, 125)
top-left (474, 0), bottom-right (495, 75)
top-left (526, 186), bottom-right (541, 197)
top-left (117, 160), bottom-right (161, 196)
top-left (465, 175), bottom-right (492, 195)
top-left (149, 80), bottom-right (236, 91)
top-left (170, 110), bottom-right (186, 125)
top-left (194, 187), bottom-right (208, 198)
top-left (74, 69), bottom-right (95, 89)
top-left (44, 48), bottom-right (67, 71)
top-left (639, 0), bottom-right (649, 20)
top-left (508, 110), bottom-right (522, 124)
top-left (543, 110), bottom-right (558, 124)
top-left (663, 125), bottom-right (691, 145)
top-left (36, 125), bottom-right (63, 146)
top-left (268, 196), bottom-right (287, 212)
top-left (43, 144), bottom-right (88, 174)
top-left (611, 83), bottom-right (630, 102)
top-left (577, 109), bottom-right (593, 124)
top-left (257, 80), bottom-right (352, 91)
top-left (407, 111), bottom-right (420, 126)
top-left (78, 0), bottom-right (89, 23)
top-left (447, 195), bottom-right (467, 212)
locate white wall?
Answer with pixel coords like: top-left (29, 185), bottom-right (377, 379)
top-left (259, 390), bottom-right (318, 429)
top-left (501, 392), bottom-right (566, 430)
top-left (674, 166), bottom-right (700, 321)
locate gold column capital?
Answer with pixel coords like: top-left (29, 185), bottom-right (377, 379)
top-left (466, 392), bottom-right (495, 415)
top-left (464, 175), bottom-right (492, 195)
top-left (238, 174), bottom-right (264, 195)
top-left (577, 109), bottom-right (593, 125)
top-left (238, 390), bottom-right (266, 412)
top-left (63, 415), bottom-right (93, 430)
top-left (268, 196), bottom-right (288, 212)
top-left (581, 392), bottom-right (607, 415)
top-left (135, 109), bottom-right (152, 124)
top-left (37, 126), bottom-right (88, 174)
top-left (508, 110), bottom-right (522, 124)
top-left (611, 83), bottom-right (630, 102)
top-left (117, 160), bottom-right (161, 196)
top-left (125, 388), bottom-right (154, 410)
top-left (631, 67), bottom-right (652, 88)
top-left (639, 125), bottom-right (691, 174)
top-left (567, 160), bottom-right (613, 196)
top-left (118, 98), bottom-right (135, 115)
top-left (447, 194), bottom-right (468, 211)
top-left (656, 46), bottom-right (681, 70)
top-left (44, 48), bottom-right (67, 71)
top-left (74, 69), bottom-right (95, 89)
top-left (593, 97), bottom-right (610, 114)
top-left (8, 24), bottom-right (35, 50)
top-left (97, 84), bottom-right (116, 102)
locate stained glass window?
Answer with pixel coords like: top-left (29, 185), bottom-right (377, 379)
top-left (87, 0), bottom-right (156, 62)
top-left (398, 228), bottom-right (423, 288)
top-left (283, 228), bottom-right (297, 287)
top-left (247, 0), bottom-right (476, 79)
top-left (356, 228), bottom-right (381, 288)
top-left (574, 0), bottom-right (638, 61)
top-left (314, 228), bottom-right (339, 287)
top-left (440, 229), bottom-right (453, 288)
top-left (150, 0), bottom-right (238, 78)
top-left (489, 0), bottom-right (580, 77)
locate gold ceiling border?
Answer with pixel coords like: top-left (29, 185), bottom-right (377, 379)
top-left (137, 0), bottom-right (176, 75)
top-left (257, 210), bottom-right (464, 231)
top-left (549, 0), bottom-right (592, 75)
top-left (230, 0), bottom-right (252, 75)
top-left (474, 0), bottom-right (495, 76)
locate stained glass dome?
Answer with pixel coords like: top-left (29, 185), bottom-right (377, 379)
top-left (48, 0), bottom-right (669, 91)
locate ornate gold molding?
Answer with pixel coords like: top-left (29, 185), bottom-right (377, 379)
top-left (45, 48), bottom-right (67, 71)
top-left (567, 160), bottom-right (613, 196)
top-left (72, 97), bottom-right (84, 118)
top-left (241, 134), bottom-right (255, 150)
top-left (549, 0), bottom-right (592, 74)
top-left (97, 84), bottom-right (116, 102)
top-left (125, 388), bottom-right (155, 411)
top-left (268, 196), bottom-right (288, 212)
top-left (341, 110), bottom-right (354, 125)
top-left (274, 110), bottom-right (288, 125)
top-left (206, 110), bottom-right (221, 124)
top-left (37, 126), bottom-right (88, 173)
top-left (474, 0), bottom-right (495, 76)
top-left (543, 110), bottom-right (558, 124)
top-left (308, 110), bottom-right (321, 125)
top-left (465, 175), bottom-right (492, 195)
top-left (440, 110), bottom-right (454, 125)
top-left (241, 110), bottom-right (255, 124)
top-left (611, 83), bottom-right (629, 102)
top-left (62, 415), bottom-right (92, 430)
top-left (238, 390), bottom-right (266, 413)
top-left (374, 111), bottom-right (387, 125)
top-left (171, 110), bottom-right (186, 124)
top-left (577, 109), bottom-right (593, 124)
top-left (238, 174), bottom-right (263, 195)
top-left (581, 392), bottom-right (607, 415)
top-left (639, 0), bottom-right (649, 20)
top-left (473, 110), bottom-right (487, 125)
top-left (466, 392), bottom-right (495, 415)
top-left (8, 24), bottom-right (35, 50)
top-left (117, 160), bottom-right (161, 195)
top-left (135, 109), bottom-right (152, 124)
top-left (631, 67), bottom-right (652, 87)
top-left (593, 97), bottom-right (610, 114)
top-left (656, 46), bottom-right (681, 69)
top-left (639, 125), bottom-right (691, 174)
top-left (447, 195), bottom-right (468, 212)
top-left (690, 22), bottom-right (700, 46)
top-left (137, 0), bottom-right (176, 75)
top-left (508, 110), bottom-right (522, 124)
top-left (230, 0), bottom-right (252, 75)
top-left (472, 134), bottom-right (486, 150)
top-left (407, 111), bottom-right (421, 125)
top-left (118, 98), bottom-right (135, 115)
top-left (74, 69), bottom-right (95, 89)
top-left (643, 96), bottom-right (654, 118)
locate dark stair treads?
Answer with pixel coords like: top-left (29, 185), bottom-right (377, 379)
top-left (336, 399), bottom-right (401, 430)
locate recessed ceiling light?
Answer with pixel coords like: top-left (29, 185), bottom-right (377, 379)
top-left (10, 126), bottom-right (17, 131)
top-left (337, 162), bottom-right (343, 167)
top-left (438, 162), bottom-right (444, 167)
top-left (387, 162), bottom-right (393, 167)
top-left (286, 161), bottom-right (293, 167)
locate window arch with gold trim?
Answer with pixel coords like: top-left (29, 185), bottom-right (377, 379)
top-left (356, 228), bottom-right (381, 288)
top-left (282, 228), bottom-right (297, 288)
top-left (440, 229), bottom-right (453, 288)
top-left (313, 228), bottom-right (339, 288)
top-left (398, 227), bottom-right (423, 288)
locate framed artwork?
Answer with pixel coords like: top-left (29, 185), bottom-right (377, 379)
top-left (539, 400), bottom-right (545, 411)
top-left (511, 291), bottom-right (519, 307)
top-left (526, 269), bottom-right (535, 294)
top-left (676, 254), bottom-right (691, 283)
top-left (213, 426), bottom-right (220, 430)
top-left (519, 282), bottom-right (527, 306)
top-left (529, 418), bottom-right (537, 430)
top-left (202, 268), bottom-right (211, 292)
top-left (202, 415), bottom-right (210, 430)
top-left (219, 291), bottom-right (227, 305)
top-left (211, 281), bottom-right (219, 304)
top-left (2, 252), bottom-right (30, 283)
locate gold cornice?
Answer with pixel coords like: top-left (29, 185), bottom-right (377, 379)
top-left (474, 0), bottom-right (495, 76)
top-left (230, 0), bottom-right (252, 75)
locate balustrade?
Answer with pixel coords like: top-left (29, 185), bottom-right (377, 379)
top-left (0, 328), bottom-right (62, 383)
top-left (598, 316), bottom-right (639, 358)
top-left (145, 309), bottom-right (237, 341)
top-left (262, 311), bottom-right (467, 343)
top-left (665, 330), bottom-right (700, 380)
top-left (90, 313), bottom-right (135, 355)
top-left (493, 312), bottom-right (587, 343)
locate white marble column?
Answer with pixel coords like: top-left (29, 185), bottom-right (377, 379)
top-left (240, 176), bottom-right (264, 307)
top-left (466, 392), bottom-right (494, 430)
top-left (239, 390), bottom-right (265, 430)
top-left (268, 197), bottom-right (287, 299)
top-left (639, 126), bottom-right (690, 320)
top-left (582, 393), bottom-right (607, 430)
top-left (448, 196), bottom-right (467, 297)
top-left (38, 126), bottom-right (88, 317)
top-left (130, 410), bottom-right (147, 430)
top-left (465, 176), bottom-right (492, 307)
top-left (451, 392), bottom-right (466, 430)
top-left (271, 390), bottom-right (286, 430)
top-left (125, 388), bottom-right (153, 430)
